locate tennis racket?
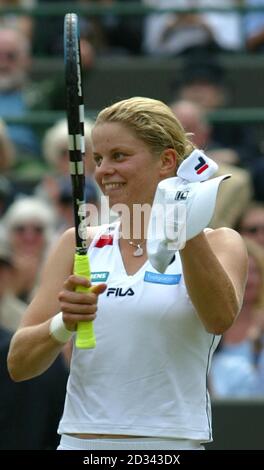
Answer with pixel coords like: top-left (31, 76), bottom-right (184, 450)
top-left (64, 12), bottom-right (95, 349)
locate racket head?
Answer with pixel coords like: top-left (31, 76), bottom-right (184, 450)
top-left (64, 13), bottom-right (87, 254)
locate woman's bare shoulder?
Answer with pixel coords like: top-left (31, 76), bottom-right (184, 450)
top-left (60, 225), bottom-right (104, 248)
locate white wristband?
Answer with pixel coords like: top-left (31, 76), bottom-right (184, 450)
top-left (49, 312), bottom-right (73, 344)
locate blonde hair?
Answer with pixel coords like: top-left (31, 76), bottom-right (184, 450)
top-left (94, 97), bottom-right (195, 163)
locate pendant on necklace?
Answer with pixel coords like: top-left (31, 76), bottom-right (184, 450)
top-left (133, 245), bottom-right (144, 257)
top-left (129, 241), bottom-right (144, 257)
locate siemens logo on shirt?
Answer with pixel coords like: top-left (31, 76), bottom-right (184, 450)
top-left (106, 287), bottom-right (135, 297)
top-left (91, 271), bottom-right (109, 282)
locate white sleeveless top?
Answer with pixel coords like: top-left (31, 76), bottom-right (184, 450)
top-left (58, 222), bottom-right (220, 441)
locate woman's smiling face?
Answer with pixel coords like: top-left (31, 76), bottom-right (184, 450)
top-left (92, 122), bottom-right (162, 209)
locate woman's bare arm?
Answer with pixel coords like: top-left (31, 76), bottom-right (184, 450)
top-left (8, 227), bottom-right (106, 381)
top-left (180, 228), bottom-right (248, 335)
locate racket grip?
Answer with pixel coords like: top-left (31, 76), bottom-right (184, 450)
top-left (74, 253), bottom-right (96, 349)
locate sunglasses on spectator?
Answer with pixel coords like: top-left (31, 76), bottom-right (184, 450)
top-left (12, 225), bottom-right (44, 235)
top-left (241, 225), bottom-right (264, 234)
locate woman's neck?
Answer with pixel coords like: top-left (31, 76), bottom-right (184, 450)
top-left (120, 213), bottom-right (149, 245)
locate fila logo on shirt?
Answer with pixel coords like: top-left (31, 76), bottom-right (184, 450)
top-left (106, 287), bottom-right (135, 297)
top-left (174, 190), bottom-right (189, 201)
top-left (194, 156), bottom-right (209, 174)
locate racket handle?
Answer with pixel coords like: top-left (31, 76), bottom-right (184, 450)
top-left (74, 253), bottom-right (96, 349)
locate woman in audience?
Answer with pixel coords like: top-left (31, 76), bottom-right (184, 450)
top-left (236, 202), bottom-right (264, 248)
top-left (3, 197), bottom-right (56, 303)
top-left (210, 237), bottom-right (264, 397)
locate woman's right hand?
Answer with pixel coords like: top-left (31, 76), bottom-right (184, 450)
top-left (58, 275), bottom-right (107, 331)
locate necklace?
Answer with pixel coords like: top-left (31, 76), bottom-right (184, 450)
top-left (128, 240), bottom-right (146, 257)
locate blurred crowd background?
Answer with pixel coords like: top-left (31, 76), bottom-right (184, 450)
top-left (0, 0), bottom-right (264, 450)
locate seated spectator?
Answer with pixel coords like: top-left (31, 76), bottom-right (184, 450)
top-left (171, 56), bottom-right (260, 165)
top-left (143, 0), bottom-right (242, 56)
top-left (0, 26), bottom-right (40, 160)
top-left (170, 99), bottom-right (253, 228)
top-left (35, 117), bottom-right (102, 233)
top-left (172, 57), bottom-right (227, 112)
top-left (235, 202), bottom-right (264, 248)
top-left (49, 176), bottom-right (100, 234)
top-left (41, 118), bottom-right (96, 177)
top-left (2, 197), bottom-right (56, 303)
top-left (32, 11), bottom-right (96, 110)
top-left (0, 234), bottom-right (26, 331)
top-left (78, 0), bottom-right (143, 56)
top-left (103, 0), bottom-right (143, 55)
top-left (35, 118), bottom-right (100, 228)
top-left (210, 237), bottom-right (264, 398)
top-left (1, 326), bottom-right (68, 450)
top-left (0, 0), bottom-right (35, 40)
top-left (33, 0), bottom-right (78, 56)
